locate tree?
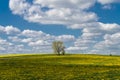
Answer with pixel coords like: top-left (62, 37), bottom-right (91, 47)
top-left (52, 41), bottom-right (65, 55)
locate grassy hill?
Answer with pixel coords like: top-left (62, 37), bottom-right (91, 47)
top-left (0, 54), bottom-right (120, 80)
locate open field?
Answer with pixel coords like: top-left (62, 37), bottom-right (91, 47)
top-left (0, 54), bottom-right (120, 80)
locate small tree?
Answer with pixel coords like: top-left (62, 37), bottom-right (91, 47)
top-left (61, 46), bottom-right (65, 55)
top-left (52, 41), bottom-right (65, 55)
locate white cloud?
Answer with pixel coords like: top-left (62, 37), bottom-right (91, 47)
top-left (33, 0), bottom-right (95, 10)
top-left (9, 0), bottom-right (120, 30)
top-left (21, 38), bottom-right (33, 43)
top-left (28, 40), bottom-right (50, 46)
top-left (5, 26), bottom-right (21, 35)
top-left (56, 35), bottom-right (75, 42)
top-left (9, 0), bottom-right (119, 29)
top-left (9, 0), bottom-right (97, 29)
top-left (0, 47), bottom-right (5, 51)
top-left (99, 22), bottom-right (120, 32)
top-left (0, 25), bottom-right (20, 35)
top-left (66, 22), bottom-right (120, 54)
top-left (94, 33), bottom-right (120, 54)
top-left (21, 29), bottom-right (45, 38)
top-left (97, 0), bottom-right (120, 5)
top-left (0, 38), bottom-right (13, 53)
top-left (9, 0), bottom-right (30, 15)
top-left (0, 25), bottom-right (76, 53)
top-left (0, 24), bottom-right (120, 54)
top-left (8, 36), bottom-right (21, 42)
top-left (67, 46), bottom-right (88, 53)
top-left (0, 38), bottom-right (11, 45)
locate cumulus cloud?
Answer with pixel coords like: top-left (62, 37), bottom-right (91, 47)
top-left (9, 0), bottom-right (30, 15)
top-left (0, 25), bottom-right (20, 35)
top-left (97, 0), bottom-right (120, 5)
top-left (0, 25), bottom-right (75, 53)
top-left (56, 35), bottom-right (75, 42)
top-left (9, 0), bottom-right (119, 29)
top-left (94, 33), bottom-right (120, 54)
top-left (66, 22), bottom-right (120, 54)
top-left (33, 0), bottom-right (95, 9)
top-left (21, 29), bottom-right (46, 38)
top-left (0, 38), bottom-right (13, 53)
top-left (9, 0), bottom-right (98, 29)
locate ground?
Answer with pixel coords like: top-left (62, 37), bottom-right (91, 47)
top-left (0, 54), bottom-right (120, 80)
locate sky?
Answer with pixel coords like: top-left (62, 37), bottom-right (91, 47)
top-left (0, 0), bottom-right (120, 54)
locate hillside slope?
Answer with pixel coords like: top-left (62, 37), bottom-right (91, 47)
top-left (0, 54), bottom-right (120, 80)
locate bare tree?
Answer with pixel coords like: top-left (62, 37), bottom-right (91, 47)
top-left (52, 41), bottom-right (65, 55)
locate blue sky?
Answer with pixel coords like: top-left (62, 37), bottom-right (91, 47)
top-left (0, 0), bottom-right (120, 54)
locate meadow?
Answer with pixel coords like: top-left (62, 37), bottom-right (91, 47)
top-left (0, 54), bottom-right (120, 80)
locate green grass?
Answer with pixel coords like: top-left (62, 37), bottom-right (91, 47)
top-left (0, 54), bottom-right (120, 80)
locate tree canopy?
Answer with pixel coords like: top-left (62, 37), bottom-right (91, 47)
top-left (52, 41), bottom-right (65, 55)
